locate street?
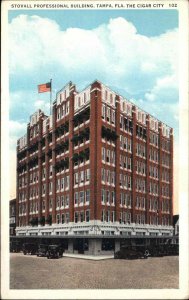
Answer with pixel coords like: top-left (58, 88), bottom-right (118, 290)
top-left (10, 253), bottom-right (179, 289)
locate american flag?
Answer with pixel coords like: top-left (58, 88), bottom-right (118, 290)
top-left (38, 82), bottom-right (51, 93)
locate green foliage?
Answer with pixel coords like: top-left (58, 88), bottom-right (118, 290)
top-left (101, 126), bottom-right (118, 142)
top-left (39, 216), bottom-right (45, 226)
top-left (46, 215), bottom-right (52, 225)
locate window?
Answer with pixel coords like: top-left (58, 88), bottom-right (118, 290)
top-left (85, 190), bottom-right (90, 203)
top-left (101, 168), bottom-right (106, 182)
top-left (65, 213), bottom-right (69, 223)
top-left (42, 168), bottom-right (46, 179)
top-left (74, 173), bottom-right (79, 185)
top-left (74, 212), bottom-right (79, 223)
top-left (61, 214), bottom-right (65, 224)
top-left (80, 211), bottom-right (84, 222)
top-left (101, 189), bottom-right (105, 203)
top-left (106, 149), bottom-right (110, 162)
top-left (112, 110), bottom-right (115, 124)
top-left (111, 151), bottom-right (115, 165)
top-left (80, 170), bottom-right (84, 183)
top-left (79, 191), bottom-right (84, 205)
top-left (85, 169), bottom-right (90, 182)
top-left (49, 199), bottom-right (52, 209)
top-left (102, 104), bottom-right (106, 119)
top-left (102, 147), bottom-right (106, 161)
top-left (49, 182), bottom-right (52, 194)
top-left (56, 214), bottom-right (60, 224)
top-left (111, 191), bottom-right (115, 205)
top-left (85, 210), bottom-right (90, 222)
top-left (56, 196), bottom-right (60, 208)
top-left (56, 179), bottom-right (60, 191)
top-left (65, 195), bottom-right (69, 207)
top-left (101, 210), bottom-right (105, 222)
top-left (61, 178), bottom-right (64, 190)
top-left (42, 184), bottom-right (46, 195)
top-left (107, 170), bottom-right (110, 183)
top-left (74, 192), bottom-right (78, 205)
top-left (106, 190), bottom-right (110, 204)
top-left (111, 171), bottom-right (115, 185)
top-left (61, 195), bottom-right (64, 207)
top-left (111, 211), bottom-right (115, 222)
top-left (107, 108), bottom-right (110, 122)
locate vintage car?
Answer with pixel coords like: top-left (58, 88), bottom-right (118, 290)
top-left (46, 245), bottom-right (63, 259)
top-left (36, 244), bottom-right (49, 257)
top-left (23, 243), bottom-right (38, 255)
top-left (10, 241), bottom-right (22, 253)
top-left (114, 246), bottom-right (149, 259)
top-left (148, 245), bottom-right (165, 257)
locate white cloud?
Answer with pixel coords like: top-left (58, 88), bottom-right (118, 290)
top-left (9, 120), bottom-right (27, 150)
top-left (9, 15), bottom-right (178, 96)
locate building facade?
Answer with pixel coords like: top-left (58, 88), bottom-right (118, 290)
top-left (16, 80), bottom-right (174, 238)
top-left (10, 198), bottom-right (16, 236)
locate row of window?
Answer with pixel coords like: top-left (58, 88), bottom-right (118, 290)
top-left (56, 194), bottom-right (70, 208)
top-left (120, 135), bottom-right (132, 152)
top-left (162, 169), bottom-right (170, 182)
top-left (57, 101), bottom-right (70, 120)
top-left (30, 124), bottom-right (39, 139)
top-left (74, 190), bottom-right (90, 205)
top-left (135, 178), bottom-right (146, 193)
top-left (120, 155), bottom-right (132, 170)
top-left (162, 185), bottom-right (170, 198)
top-left (135, 196), bottom-right (145, 209)
top-left (136, 143), bottom-right (146, 158)
top-left (150, 132), bottom-right (159, 147)
top-left (149, 165), bottom-right (159, 179)
top-left (162, 153), bottom-right (170, 167)
top-left (120, 192), bottom-right (131, 207)
top-left (162, 139), bottom-right (171, 152)
top-left (101, 189), bottom-right (115, 205)
top-left (120, 174), bottom-right (132, 189)
top-left (119, 211), bottom-right (131, 224)
top-left (101, 169), bottom-right (115, 185)
top-left (74, 169), bottom-right (90, 185)
top-left (101, 210), bottom-right (115, 222)
top-left (136, 161), bottom-right (146, 175)
top-left (73, 210), bottom-right (90, 223)
top-left (120, 115), bottom-right (133, 133)
top-left (102, 147), bottom-right (115, 164)
top-left (56, 176), bottom-right (70, 191)
top-left (102, 104), bottom-right (115, 125)
top-left (149, 182), bottom-right (159, 195)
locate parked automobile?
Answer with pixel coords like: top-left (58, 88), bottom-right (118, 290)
top-left (10, 241), bottom-right (22, 253)
top-left (23, 243), bottom-right (38, 255)
top-left (114, 246), bottom-right (149, 259)
top-left (46, 245), bottom-right (63, 259)
top-left (37, 244), bottom-right (49, 257)
top-left (148, 245), bottom-right (165, 257)
top-left (164, 244), bottom-right (179, 256)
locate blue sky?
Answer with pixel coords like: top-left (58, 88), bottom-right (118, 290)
top-left (9, 9), bottom-right (178, 36)
top-left (9, 9), bottom-right (179, 144)
top-left (8, 9), bottom-right (179, 203)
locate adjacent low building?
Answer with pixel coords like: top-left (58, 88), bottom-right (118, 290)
top-left (16, 80), bottom-right (174, 253)
top-left (10, 198), bottom-right (16, 236)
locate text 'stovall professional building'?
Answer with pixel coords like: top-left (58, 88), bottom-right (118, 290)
top-left (16, 80), bottom-right (174, 239)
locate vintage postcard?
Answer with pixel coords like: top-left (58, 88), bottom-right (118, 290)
top-left (1, 0), bottom-right (189, 299)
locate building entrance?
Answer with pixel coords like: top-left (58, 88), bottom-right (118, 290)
top-left (73, 238), bottom-right (89, 254)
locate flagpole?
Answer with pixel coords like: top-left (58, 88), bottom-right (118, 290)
top-left (50, 79), bottom-right (52, 115)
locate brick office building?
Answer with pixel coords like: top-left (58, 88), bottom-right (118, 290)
top-left (16, 80), bottom-right (174, 251)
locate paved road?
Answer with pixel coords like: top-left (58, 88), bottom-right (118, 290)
top-left (10, 253), bottom-right (179, 289)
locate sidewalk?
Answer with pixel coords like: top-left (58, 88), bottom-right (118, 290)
top-left (64, 253), bottom-right (114, 260)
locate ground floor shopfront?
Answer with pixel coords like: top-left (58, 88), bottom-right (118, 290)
top-left (10, 233), bottom-right (178, 256)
